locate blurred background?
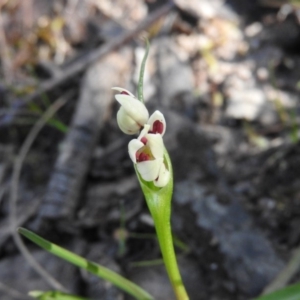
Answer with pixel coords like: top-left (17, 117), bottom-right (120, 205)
top-left (1, 0), bottom-right (300, 299)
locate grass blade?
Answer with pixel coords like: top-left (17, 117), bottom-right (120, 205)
top-left (18, 228), bottom-right (153, 300)
top-left (254, 283), bottom-right (300, 300)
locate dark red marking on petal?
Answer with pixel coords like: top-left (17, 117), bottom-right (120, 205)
top-left (152, 120), bottom-right (164, 134)
top-left (136, 152), bottom-right (150, 162)
top-left (121, 91), bottom-right (129, 95)
top-left (141, 137), bottom-right (148, 145)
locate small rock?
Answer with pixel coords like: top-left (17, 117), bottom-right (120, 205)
top-left (225, 88), bottom-right (266, 121)
top-left (174, 181), bottom-right (284, 296)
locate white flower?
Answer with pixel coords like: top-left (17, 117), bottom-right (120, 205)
top-left (128, 125), bottom-right (170, 187)
top-left (112, 87), bottom-right (149, 135)
top-left (147, 110), bottom-right (166, 136)
top-left (113, 86), bottom-right (169, 186)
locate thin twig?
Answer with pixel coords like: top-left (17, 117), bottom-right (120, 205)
top-left (262, 244), bottom-right (300, 294)
top-left (22, 1), bottom-right (174, 104)
top-left (0, 281), bottom-right (31, 300)
top-left (0, 7), bottom-right (13, 84)
top-left (9, 92), bottom-right (73, 292)
top-left (0, 162), bottom-right (7, 206)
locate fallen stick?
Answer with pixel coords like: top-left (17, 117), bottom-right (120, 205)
top-left (37, 48), bottom-right (132, 225)
top-left (24, 1), bottom-right (173, 105)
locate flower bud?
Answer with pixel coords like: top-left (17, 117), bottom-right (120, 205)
top-left (112, 87), bottom-right (149, 135)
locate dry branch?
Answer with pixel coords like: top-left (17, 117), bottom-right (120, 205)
top-left (38, 49), bottom-right (132, 223)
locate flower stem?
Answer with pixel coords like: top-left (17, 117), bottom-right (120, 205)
top-left (137, 39), bottom-right (150, 104)
top-left (135, 39), bottom-right (189, 299)
top-left (154, 212), bottom-right (189, 300)
top-left (138, 151), bottom-right (189, 300)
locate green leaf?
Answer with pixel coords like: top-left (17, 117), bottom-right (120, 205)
top-left (28, 100), bottom-right (68, 133)
top-left (18, 228), bottom-right (153, 300)
top-left (254, 283), bottom-right (300, 300)
top-left (137, 39), bottom-right (150, 103)
top-left (47, 118), bottom-right (68, 133)
top-left (29, 290), bottom-right (89, 300)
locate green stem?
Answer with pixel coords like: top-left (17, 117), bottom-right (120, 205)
top-left (135, 39), bottom-right (188, 299)
top-left (139, 151), bottom-right (189, 300)
top-left (154, 211), bottom-right (189, 300)
top-left (137, 39), bottom-right (150, 103)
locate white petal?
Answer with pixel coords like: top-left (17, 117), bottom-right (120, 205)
top-left (154, 162), bottom-right (170, 187)
top-left (117, 108), bottom-right (140, 135)
top-left (115, 94), bottom-right (149, 126)
top-left (112, 87), bottom-right (135, 97)
top-left (146, 134), bottom-right (164, 159)
top-left (137, 124), bottom-right (150, 140)
top-left (128, 139), bottom-right (144, 163)
top-left (136, 158), bottom-right (163, 181)
top-left (147, 110), bottom-right (166, 136)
